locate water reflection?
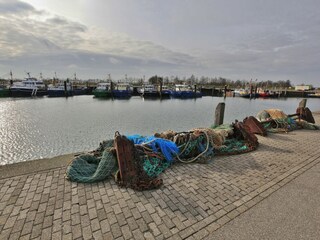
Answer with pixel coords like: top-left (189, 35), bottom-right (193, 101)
top-left (0, 96), bottom-right (319, 165)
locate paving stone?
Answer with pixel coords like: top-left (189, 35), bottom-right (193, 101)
top-left (72, 224), bottom-right (82, 239)
top-left (82, 225), bottom-right (93, 240)
top-left (90, 218), bottom-right (101, 232)
top-left (1, 127), bottom-right (320, 240)
top-left (30, 224), bottom-right (42, 239)
top-left (110, 223), bottom-right (123, 239)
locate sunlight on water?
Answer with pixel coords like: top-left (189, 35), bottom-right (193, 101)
top-left (0, 96), bottom-right (319, 165)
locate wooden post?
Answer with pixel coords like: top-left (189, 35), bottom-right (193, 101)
top-left (159, 79), bottom-right (163, 98)
top-left (224, 85), bottom-right (227, 98)
top-left (110, 81), bottom-right (114, 98)
top-left (64, 80), bottom-right (67, 97)
top-left (250, 85), bottom-right (253, 99)
top-left (194, 84), bottom-right (197, 98)
top-left (214, 102), bottom-right (225, 126)
top-left (299, 98), bottom-right (307, 108)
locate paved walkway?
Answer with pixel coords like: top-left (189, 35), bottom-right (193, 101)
top-left (206, 158), bottom-right (320, 240)
top-left (0, 113), bottom-right (319, 240)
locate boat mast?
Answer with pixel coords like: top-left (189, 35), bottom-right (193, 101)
top-left (10, 70), bottom-right (13, 85)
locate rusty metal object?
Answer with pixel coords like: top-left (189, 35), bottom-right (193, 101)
top-left (296, 107), bottom-right (315, 123)
top-left (233, 121), bottom-right (259, 149)
top-left (114, 132), bottom-right (163, 190)
top-left (243, 116), bottom-right (267, 136)
top-left (114, 132), bottom-right (138, 186)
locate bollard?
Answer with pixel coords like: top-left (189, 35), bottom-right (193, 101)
top-left (214, 102), bottom-right (225, 126)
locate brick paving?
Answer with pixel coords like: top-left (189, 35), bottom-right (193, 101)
top-left (0, 116), bottom-right (320, 239)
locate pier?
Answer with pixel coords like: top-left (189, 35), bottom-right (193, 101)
top-left (0, 112), bottom-right (319, 239)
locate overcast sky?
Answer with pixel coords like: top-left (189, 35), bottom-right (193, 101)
top-left (0, 0), bottom-right (319, 85)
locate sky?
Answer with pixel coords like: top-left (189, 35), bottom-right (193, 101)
top-left (0, 0), bottom-right (319, 85)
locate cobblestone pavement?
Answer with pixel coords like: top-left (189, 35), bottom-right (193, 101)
top-left (0, 118), bottom-right (320, 239)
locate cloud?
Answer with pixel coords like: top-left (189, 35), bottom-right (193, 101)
top-left (0, 0), bottom-right (34, 14)
top-left (0, 0), bottom-right (199, 79)
top-left (1, 0), bottom-right (320, 84)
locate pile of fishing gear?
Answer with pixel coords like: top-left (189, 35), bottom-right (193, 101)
top-left (66, 121), bottom-right (259, 190)
top-left (65, 104), bottom-right (318, 190)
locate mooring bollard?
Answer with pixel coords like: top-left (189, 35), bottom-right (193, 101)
top-left (214, 102), bottom-right (225, 126)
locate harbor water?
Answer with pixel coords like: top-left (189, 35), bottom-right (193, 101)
top-left (0, 96), bottom-right (319, 165)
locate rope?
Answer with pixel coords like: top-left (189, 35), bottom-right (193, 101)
top-left (176, 131), bottom-right (211, 163)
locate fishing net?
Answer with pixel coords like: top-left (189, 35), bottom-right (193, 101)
top-left (126, 135), bottom-right (179, 162)
top-left (265, 109), bottom-right (287, 119)
top-left (65, 119), bottom-right (262, 189)
top-left (66, 140), bottom-right (117, 183)
top-left (296, 120), bottom-right (320, 130)
top-left (142, 157), bottom-right (171, 178)
top-left (216, 139), bottom-right (249, 155)
top-left (257, 109), bottom-right (319, 133)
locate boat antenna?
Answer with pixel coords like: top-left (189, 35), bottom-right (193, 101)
top-left (27, 72), bottom-right (31, 78)
top-left (74, 73), bottom-right (77, 81)
top-left (108, 74), bottom-right (111, 81)
top-left (40, 72), bottom-right (43, 80)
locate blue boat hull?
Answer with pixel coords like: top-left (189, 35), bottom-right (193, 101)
top-left (112, 90), bottom-right (132, 98)
top-left (170, 91), bottom-right (202, 98)
top-left (10, 89), bottom-right (47, 97)
top-left (48, 90), bottom-right (73, 97)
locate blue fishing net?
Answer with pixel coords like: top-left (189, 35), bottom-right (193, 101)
top-left (126, 135), bottom-right (179, 162)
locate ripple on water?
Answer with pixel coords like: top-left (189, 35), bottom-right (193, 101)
top-left (0, 96), bottom-right (319, 165)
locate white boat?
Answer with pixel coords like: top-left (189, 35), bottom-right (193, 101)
top-left (47, 81), bottom-right (73, 97)
top-left (140, 85), bottom-right (160, 98)
top-left (10, 74), bottom-right (47, 97)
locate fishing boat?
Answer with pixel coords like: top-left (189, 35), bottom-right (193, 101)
top-left (92, 82), bottom-right (112, 98)
top-left (10, 74), bottom-right (47, 97)
top-left (140, 84), bottom-right (160, 98)
top-left (234, 89), bottom-right (247, 97)
top-left (258, 90), bottom-right (278, 98)
top-left (73, 86), bottom-right (88, 95)
top-left (0, 86), bottom-right (10, 97)
top-left (236, 89), bottom-right (260, 98)
top-left (307, 93), bottom-right (320, 98)
top-left (112, 83), bottom-right (132, 98)
top-left (0, 79), bottom-right (10, 97)
top-left (170, 84), bottom-right (201, 98)
top-left (160, 85), bottom-right (171, 98)
top-left (47, 81), bottom-right (73, 97)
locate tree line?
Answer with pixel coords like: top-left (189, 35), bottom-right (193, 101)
top-left (147, 75), bottom-right (293, 89)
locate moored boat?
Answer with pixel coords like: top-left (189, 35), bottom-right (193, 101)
top-left (92, 82), bottom-right (112, 98)
top-left (236, 89), bottom-right (260, 98)
top-left (112, 83), bottom-right (132, 98)
top-left (307, 93), bottom-right (320, 98)
top-left (47, 81), bottom-right (73, 97)
top-left (170, 84), bottom-right (201, 98)
top-left (0, 86), bottom-right (10, 97)
top-left (140, 85), bottom-right (160, 98)
top-left (160, 85), bottom-right (171, 98)
top-left (258, 90), bottom-right (278, 98)
top-left (10, 74), bottom-right (47, 97)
